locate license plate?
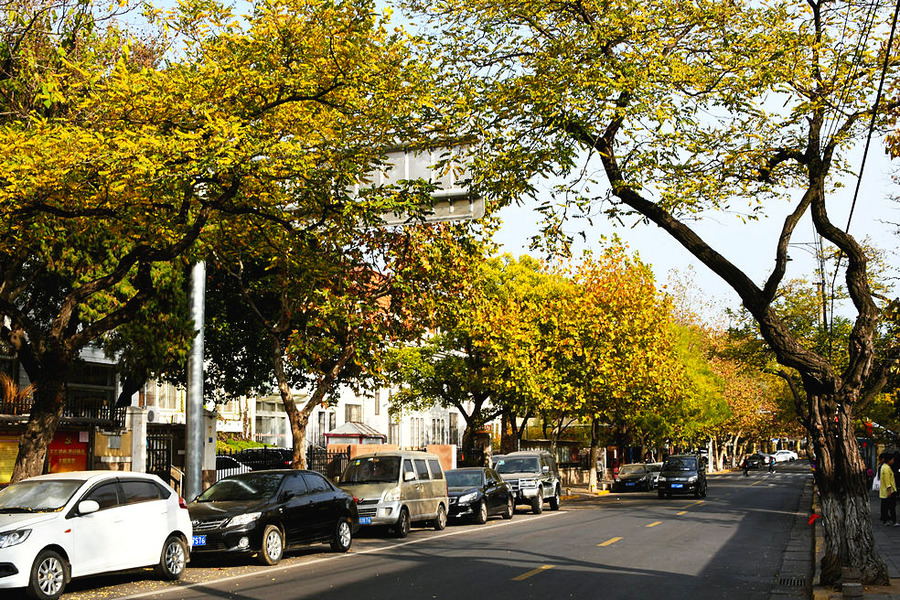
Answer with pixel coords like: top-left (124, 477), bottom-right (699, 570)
top-left (192, 535), bottom-right (206, 546)
top-left (359, 517), bottom-right (372, 525)
top-left (626, 482), bottom-right (635, 487)
top-left (672, 483), bottom-right (683, 489)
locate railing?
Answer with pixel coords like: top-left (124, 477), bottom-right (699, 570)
top-left (0, 397), bottom-right (124, 426)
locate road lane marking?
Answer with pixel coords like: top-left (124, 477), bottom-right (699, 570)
top-left (677, 511), bottom-right (687, 516)
top-left (512, 565), bottom-right (555, 581)
top-left (751, 481), bottom-right (762, 486)
top-left (598, 537), bottom-right (622, 547)
top-left (683, 500), bottom-right (705, 508)
top-left (115, 512), bottom-right (566, 599)
top-left (646, 521), bottom-right (662, 528)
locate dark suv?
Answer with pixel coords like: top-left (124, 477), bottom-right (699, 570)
top-left (657, 454), bottom-right (707, 499)
top-left (493, 451), bottom-right (561, 514)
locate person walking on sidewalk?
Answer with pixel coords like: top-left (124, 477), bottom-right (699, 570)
top-left (878, 453), bottom-right (899, 526)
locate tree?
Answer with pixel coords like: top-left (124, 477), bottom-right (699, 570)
top-left (0, 0), bottom-right (436, 481)
top-left (408, 0), bottom-right (900, 583)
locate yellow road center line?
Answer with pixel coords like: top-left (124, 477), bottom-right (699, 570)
top-left (598, 537), bottom-right (623, 547)
top-left (647, 521), bottom-right (662, 528)
top-left (751, 481), bottom-right (762, 486)
top-left (676, 511), bottom-right (687, 516)
top-left (512, 565), bottom-right (555, 581)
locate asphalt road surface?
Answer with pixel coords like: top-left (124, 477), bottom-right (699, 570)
top-left (11, 461), bottom-right (813, 600)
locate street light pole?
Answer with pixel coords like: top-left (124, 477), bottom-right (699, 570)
top-left (185, 261), bottom-right (206, 501)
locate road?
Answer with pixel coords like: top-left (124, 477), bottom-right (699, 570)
top-left (15, 461), bottom-right (813, 600)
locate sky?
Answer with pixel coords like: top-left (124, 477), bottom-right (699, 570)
top-left (491, 144), bottom-right (900, 322)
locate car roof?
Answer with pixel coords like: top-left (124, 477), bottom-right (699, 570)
top-left (447, 467), bottom-right (487, 472)
top-left (18, 471), bottom-right (159, 484)
top-left (352, 451), bottom-right (439, 460)
top-left (500, 451), bottom-right (549, 457)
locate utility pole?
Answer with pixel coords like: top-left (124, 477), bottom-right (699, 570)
top-left (185, 261), bottom-right (206, 501)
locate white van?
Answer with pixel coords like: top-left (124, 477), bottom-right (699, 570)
top-left (338, 451), bottom-right (449, 538)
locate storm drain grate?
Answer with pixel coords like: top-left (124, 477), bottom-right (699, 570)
top-left (777, 576), bottom-right (807, 587)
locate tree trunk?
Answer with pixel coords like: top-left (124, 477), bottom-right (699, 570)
top-left (500, 409), bottom-right (518, 454)
top-left (810, 391), bottom-right (887, 585)
top-left (588, 418), bottom-right (601, 492)
top-left (11, 375), bottom-right (67, 483)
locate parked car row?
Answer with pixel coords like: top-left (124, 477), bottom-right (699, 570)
top-left (611, 462), bottom-right (662, 493)
top-left (0, 449), bottom-right (566, 600)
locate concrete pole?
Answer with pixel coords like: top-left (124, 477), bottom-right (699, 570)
top-left (185, 261), bottom-right (206, 501)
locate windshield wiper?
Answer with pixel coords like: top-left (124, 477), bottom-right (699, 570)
top-left (0, 506), bottom-right (39, 513)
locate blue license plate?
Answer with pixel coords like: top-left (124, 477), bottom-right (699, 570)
top-left (359, 517), bottom-right (372, 525)
top-left (672, 483), bottom-right (683, 489)
top-left (626, 482), bottom-right (635, 486)
top-left (192, 535), bottom-right (206, 546)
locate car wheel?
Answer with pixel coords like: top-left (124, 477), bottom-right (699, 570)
top-left (502, 496), bottom-right (514, 519)
top-left (26, 549), bottom-right (68, 600)
top-left (549, 486), bottom-right (560, 511)
top-left (330, 517), bottom-right (353, 552)
top-left (394, 507), bottom-right (411, 538)
top-left (433, 504), bottom-right (448, 531)
top-left (474, 500), bottom-right (488, 524)
top-left (155, 535), bottom-right (187, 580)
top-left (531, 490), bottom-right (543, 514)
top-left (258, 524), bottom-right (284, 565)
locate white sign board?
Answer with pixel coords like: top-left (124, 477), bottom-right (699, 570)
top-left (360, 146), bottom-right (484, 225)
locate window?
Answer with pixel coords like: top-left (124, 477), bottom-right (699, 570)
top-left (427, 459), bottom-right (444, 480)
top-left (83, 482), bottom-right (120, 510)
top-left (121, 479), bottom-right (162, 504)
top-left (345, 404), bottom-right (361, 423)
top-left (282, 474), bottom-right (308, 497)
top-left (403, 459), bottom-right (416, 481)
top-left (449, 413), bottom-right (458, 446)
top-left (302, 472), bottom-right (331, 493)
top-left (329, 412), bottom-right (336, 431)
top-left (374, 389), bottom-right (381, 416)
top-left (414, 459), bottom-right (430, 480)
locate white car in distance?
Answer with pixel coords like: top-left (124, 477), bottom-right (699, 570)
top-left (773, 450), bottom-right (799, 462)
top-left (0, 471), bottom-right (192, 600)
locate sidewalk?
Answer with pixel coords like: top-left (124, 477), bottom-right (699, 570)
top-left (813, 493), bottom-right (900, 599)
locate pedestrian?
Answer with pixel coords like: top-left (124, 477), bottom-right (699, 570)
top-left (741, 455), bottom-right (749, 476)
top-left (768, 455), bottom-right (775, 474)
top-left (878, 453), bottom-right (899, 526)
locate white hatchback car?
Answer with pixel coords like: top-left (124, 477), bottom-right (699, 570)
top-left (0, 471), bottom-right (192, 600)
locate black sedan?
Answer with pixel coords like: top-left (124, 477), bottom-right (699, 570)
top-left (188, 470), bottom-right (359, 565)
top-left (446, 467), bottom-right (514, 523)
top-left (612, 463), bottom-right (657, 492)
top-left (742, 453), bottom-right (772, 470)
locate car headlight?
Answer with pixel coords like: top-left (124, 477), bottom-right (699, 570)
top-left (0, 529), bottom-right (30, 548)
top-left (383, 486), bottom-right (401, 502)
top-left (688, 476), bottom-right (698, 483)
top-left (227, 512), bottom-right (261, 528)
top-left (459, 492), bottom-right (478, 504)
top-left (657, 476), bottom-right (666, 482)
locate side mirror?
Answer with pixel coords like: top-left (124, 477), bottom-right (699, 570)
top-left (281, 491), bottom-right (295, 502)
top-left (78, 500), bottom-right (100, 515)
top-left (404, 471), bottom-right (416, 482)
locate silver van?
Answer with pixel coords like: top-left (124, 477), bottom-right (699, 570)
top-left (338, 451), bottom-right (449, 538)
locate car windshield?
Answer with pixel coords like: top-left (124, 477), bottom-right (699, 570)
top-left (619, 464), bottom-right (647, 475)
top-left (341, 456), bottom-right (401, 483)
top-left (0, 479), bottom-right (84, 512)
top-left (494, 457), bottom-right (540, 474)
top-left (446, 471), bottom-right (484, 487)
top-left (195, 473), bottom-right (285, 502)
top-left (663, 457), bottom-right (698, 471)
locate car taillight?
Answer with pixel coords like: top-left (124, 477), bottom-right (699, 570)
top-left (353, 496), bottom-right (360, 504)
top-left (179, 496), bottom-right (188, 509)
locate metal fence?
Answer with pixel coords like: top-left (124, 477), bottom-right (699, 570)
top-left (217, 446), bottom-right (351, 481)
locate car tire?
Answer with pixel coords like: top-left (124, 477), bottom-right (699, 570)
top-left (473, 500), bottom-right (488, 524)
top-left (531, 490), bottom-right (543, 514)
top-left (258, 524), bottom-right (284, 565)
top-left (502, 496), bottom-right (514, 519)
top-left (330, 517), bottom-right (353, 552)
top-left (549, 486), bottom-right (560, 511)
top-left (155, 535), bottom-right (187, 580)
top-left (394, 507), bottom-right (411, 538)
top-left (433, 504), bottom-right (448, 531)
top-left (26, 549), bottom-right (68, 600)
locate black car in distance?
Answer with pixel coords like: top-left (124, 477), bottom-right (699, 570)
top-left (446, 467), bottom-right (515, 523)
top-left (656, 454), bottom-right (708, 499)
top-left (188, 470), bottom-right (359, 565)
